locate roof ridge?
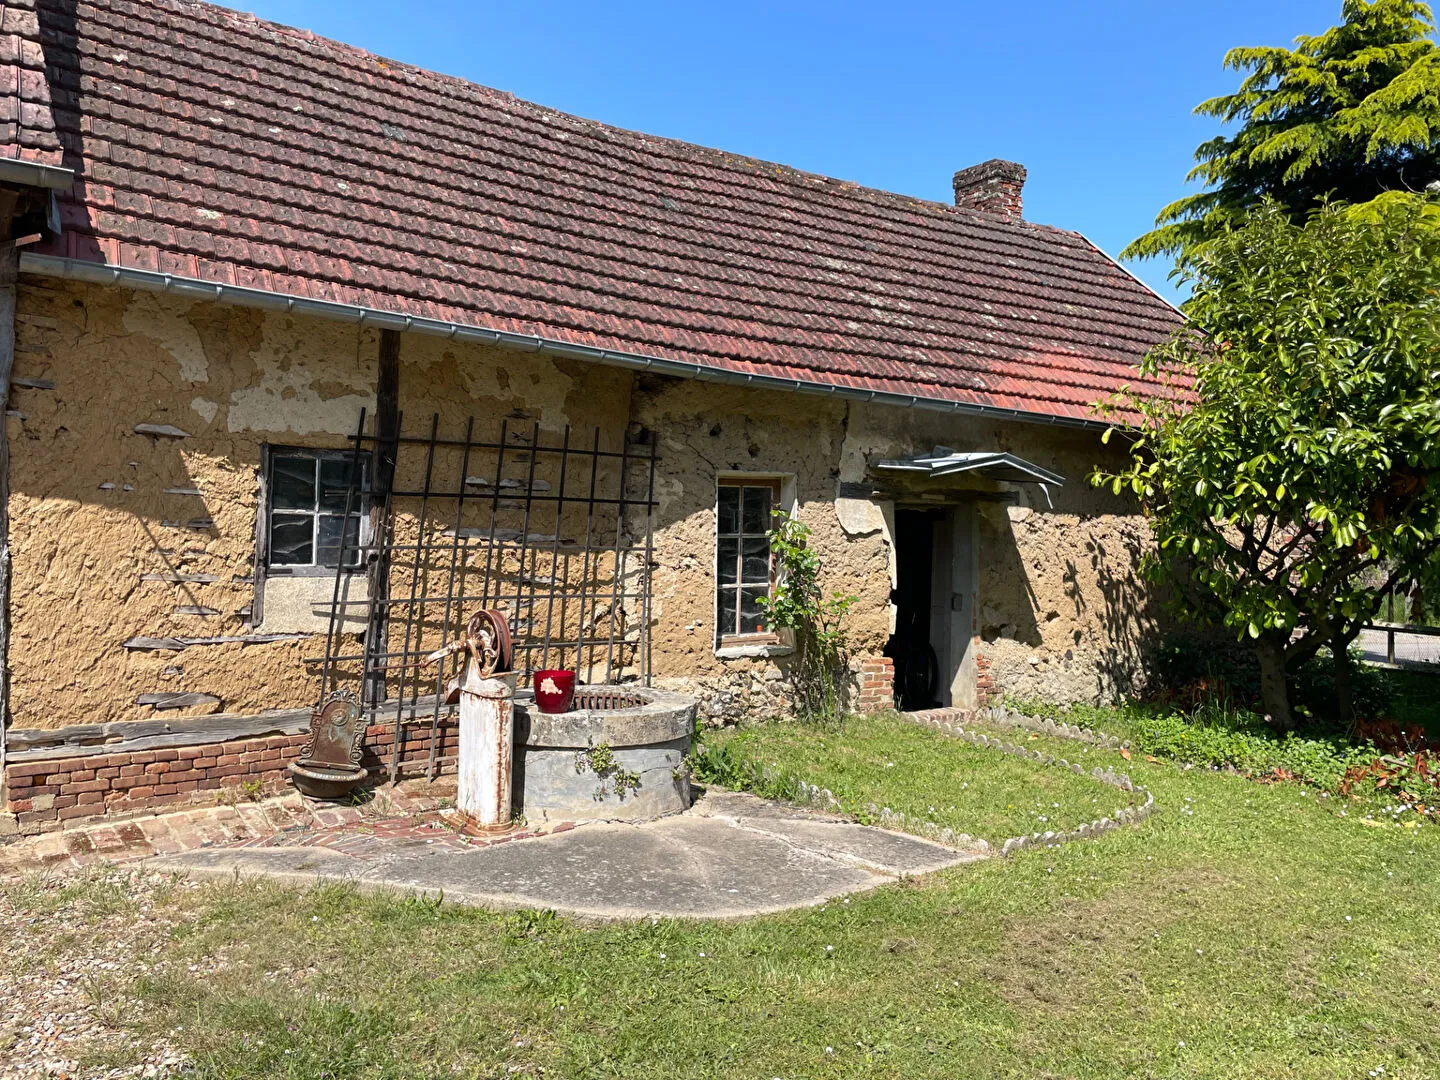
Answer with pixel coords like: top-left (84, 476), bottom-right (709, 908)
top-left (150, 0), bottom-right (1063, 239)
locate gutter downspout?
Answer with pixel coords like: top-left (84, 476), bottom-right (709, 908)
top-left (18, 253), bottom-right (1111, 434)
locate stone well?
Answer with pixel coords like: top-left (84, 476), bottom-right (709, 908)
top-left (512, 685), bottom-right (697, 824)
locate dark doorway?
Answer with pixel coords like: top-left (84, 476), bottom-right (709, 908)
top-left (886, 508), bottom-right (943, 710)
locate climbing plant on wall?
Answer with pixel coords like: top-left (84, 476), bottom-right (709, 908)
top-left (758, 512), bottom-right (858, 725)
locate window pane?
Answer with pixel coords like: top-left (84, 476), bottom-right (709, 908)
top-left (272, 456), bottom-right (317, 510)
top-left (742, 537), bottom-right (770, 584)
top-left (742, 486), bottom-right (772, 534)
top-left (317, 514), bottom-right (362, 568)
top-left (718, 587), bottom-right (738, 637)
top-left (740, 586), bottom-right (768, 634)
top-left (717, 486), bottom-right (740, 534)
top-left (717, 537), bottom-right (739, 585)
top-left (318, 457), bottom-right (363, 512)
top-left (270, 512), bottom-right (314, 565)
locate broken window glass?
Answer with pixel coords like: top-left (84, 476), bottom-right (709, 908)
top-left (267, 449), bottom-right (367, 570)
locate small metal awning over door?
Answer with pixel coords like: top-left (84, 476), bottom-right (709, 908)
top-left (872, 447), bottom-right (1065, 488)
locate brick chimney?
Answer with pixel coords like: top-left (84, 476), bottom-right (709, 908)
top-left (952, 159), bottom-right (1026, 221)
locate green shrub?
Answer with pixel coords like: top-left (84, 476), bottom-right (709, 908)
top-left (1146, 632), bottom-right (1405, 726)
top-left (1130, 708), bottom-right (1377, 791)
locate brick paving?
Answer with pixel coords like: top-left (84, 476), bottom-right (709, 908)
top-left (0, 780), bottom-right (489, 877)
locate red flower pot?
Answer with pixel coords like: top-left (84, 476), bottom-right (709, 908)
top-left (533, 669), bottom-right (577, 714)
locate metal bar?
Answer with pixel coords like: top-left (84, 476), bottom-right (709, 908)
top-left (367, 410), bottom-right (402, 729)
top-left (603, 433), bottom-right (632, 684)
top-left (390, 413), bottom-right (440, 783)
top-left (511, 421), bottom-right (543, 684)
top-left (252, 427), bottom-right (654, 459)
top-left (1363, 620), bottom-right (1440, 638)
top-left (475, 418), bottom-right (510, 618)
top-left (539, 425), bottom-right (571, 673)
top-left (308, 633), bottom-right (648, 666)
top-left (319, 407), bottom-right (368, 704)
top-left (573, 428), bottom-right (601, 682)
top-left (323, 488), bottom-right (656, 507)
top-left (640, 434), bottom-right (658, 686)
top-left (428, 415), bottom-right (475, 780)
top-left (314, 585), bottom-right (649, 609)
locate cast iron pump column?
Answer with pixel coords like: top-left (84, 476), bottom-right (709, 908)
top-left (424, 609), bottom-right (515, 830)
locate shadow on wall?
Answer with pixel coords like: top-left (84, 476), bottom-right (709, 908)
top-left (1086, 526), bottom-right (1164, 698)
top-left (979, 505), bottom-right (1165, 701)
top-left (978, 510), bottom-right (1043, 650)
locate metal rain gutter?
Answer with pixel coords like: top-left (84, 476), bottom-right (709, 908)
top-left (19, 253), bottom-right (1109, 432)
top-left (0, 159), bottom-right (76, 192)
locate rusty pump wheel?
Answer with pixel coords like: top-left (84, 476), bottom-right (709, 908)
top-left (399, 607), bottom-right (514, 704)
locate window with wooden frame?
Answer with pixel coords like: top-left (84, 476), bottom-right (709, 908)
top-left (715, 478), bottom-right (781, 644)
top-left (264, 448), bottom-right (370, 574)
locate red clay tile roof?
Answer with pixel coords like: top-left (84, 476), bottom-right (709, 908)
top-left (17, 0), bottom-right (1182, 423)
top-left (0, 0), bottom-right (63, 165)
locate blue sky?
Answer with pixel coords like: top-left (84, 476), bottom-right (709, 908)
top-left (244, 0), bottom-right (1347, 301)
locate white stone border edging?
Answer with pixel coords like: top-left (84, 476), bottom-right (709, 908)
top-left (703, 705), bottom-right (1156, 859)
top-left (900, 706), bottom-right (1155, 856)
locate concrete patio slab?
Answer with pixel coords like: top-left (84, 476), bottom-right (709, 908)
top-left (146, 791), bottom-right (988, 920)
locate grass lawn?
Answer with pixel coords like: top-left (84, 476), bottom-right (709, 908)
top-left (698, 712), bottom-right (1129, 843)
top-left (4, 713), bottom-right (1439, 1079)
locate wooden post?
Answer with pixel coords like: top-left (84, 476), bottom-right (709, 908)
top-left (0, 228), bottom-right (18, 798)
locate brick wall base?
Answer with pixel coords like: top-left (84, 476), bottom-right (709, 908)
top-left (3, 719), bottom-right (459, 836)
top-left (855, 655), bottom-right (895, 713)
top-left (975, 649), bottom-right (998, 708)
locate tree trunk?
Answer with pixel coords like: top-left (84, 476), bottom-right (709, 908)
top-left (1331, 619), bottom-right (1365, 735)
top-left (1332, 637), bottom-right (1353, 728)
top-left (1254, 635), bottom-right (1295, 732)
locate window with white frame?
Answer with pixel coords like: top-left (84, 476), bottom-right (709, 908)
top-left (716, 478), bottom-right (780, 643)
top-left (266, 449), bottom-right (369, 571)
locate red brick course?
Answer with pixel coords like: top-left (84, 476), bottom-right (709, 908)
top-left (3, 718), bottom-right (460, 833)
top-left (975, 649), bottom-right (998, 707)
top-left (855, 655), bottom-right (895, 714)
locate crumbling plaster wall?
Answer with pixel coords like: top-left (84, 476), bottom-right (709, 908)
top-left (840, 402), bottom-right (1161, 704)
top-left (631, 376), bottom-right (892, 720)
top-left (6, 278), bottom-right (373, 729)
top-left (4, 277), bottom-right (1158, 732)
top-left (633, 384), bottom-right (1158, 719)
top-left (4, 279), bottom-right (634, 730)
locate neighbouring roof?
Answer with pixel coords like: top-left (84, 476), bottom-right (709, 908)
top-left (8, 0), bottom-right (1183, 424)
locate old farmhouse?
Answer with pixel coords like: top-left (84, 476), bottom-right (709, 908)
top-left (0, 0), bottom-right (1182, 832)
